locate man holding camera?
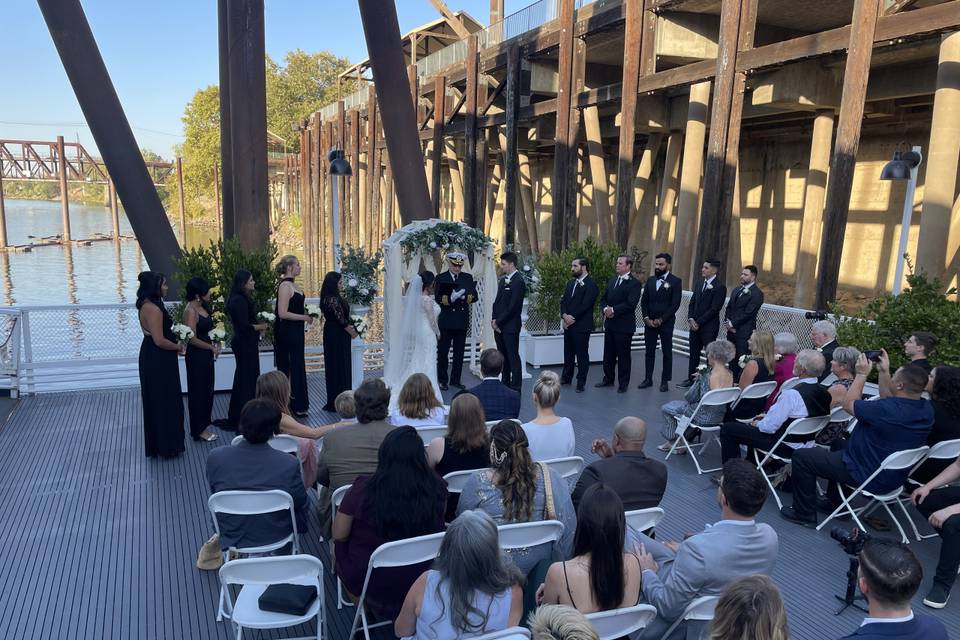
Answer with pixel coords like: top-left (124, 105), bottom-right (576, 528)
top-left (780, 351), bottom-right (933, 528)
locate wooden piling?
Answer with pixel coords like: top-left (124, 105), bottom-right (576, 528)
top-left (0, 163), bottom-right (7, 249)
top-left (109, 178), bottom-right (120, 241)
top-left (176, 156), bottom-right (186, 243)
top-left (794, 110), bottom-right (835, 307)
top-left (57, 136), bottom-right (72, 242)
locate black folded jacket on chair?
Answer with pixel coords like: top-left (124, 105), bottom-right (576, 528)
top-left (258, 583), bottom-right (317, 616)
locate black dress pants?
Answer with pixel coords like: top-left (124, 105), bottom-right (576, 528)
top-left (643, 323), bottom-right (674, 383)
top-left (915, 486), bottom-right (960, 590)
top-left (719, 421), bottom-right (781, 462)
top-left (495, 331), bottom-right (522, 390)
top-left (790, 447), bottom-right (856, 521)
top-left (602, 331), bottom-right (632, 390)
top-left (728, 329), bottom-right (750, 379)
top-left (437, 328), bottom-right (467, 385)
top-left (562, 330), bottom-right (590, 386)
top-left (687, 322), bottom-right (719, 379)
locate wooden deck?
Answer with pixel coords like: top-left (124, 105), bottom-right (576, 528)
top-left (1, 354), bottom-right (958, 639)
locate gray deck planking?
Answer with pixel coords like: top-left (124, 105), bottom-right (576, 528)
top-left (0, 353), bottom-right (957, 639)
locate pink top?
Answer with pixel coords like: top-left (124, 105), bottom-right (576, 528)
top-left (765, 353), bottom-right (797, 410)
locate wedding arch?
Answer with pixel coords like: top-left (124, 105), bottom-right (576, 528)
top-left (382, 219), bottom-right (497, 377)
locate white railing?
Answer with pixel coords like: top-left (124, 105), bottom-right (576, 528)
top-left (0, 309), bottom-right (21, 397)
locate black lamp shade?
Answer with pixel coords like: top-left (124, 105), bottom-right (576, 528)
top-left (327, 148), bottom-right (352, 176)
top-left (880, 149), bottom-right (921, 181)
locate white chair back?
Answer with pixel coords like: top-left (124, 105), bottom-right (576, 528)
top-left (688, 387), bottom-right (741, 425)
top-left (207, 489), bottom-right (298, 555)
top-left (368, 531), bottom-right (446, 569)
top-left (231, 434), bottom-right (244, 445)
top-left (829, 405), bottom-right (855, 423)
top-left (540, 456), bottom-right (585, 480)
top-left (415, 424), bottom-right (448, 445)
top-left (218, 555), bottom-right (324, 633)
top-left (820, 372), bottom-right (838, 386)
top-left (219, 553), bottom-right (322, 587)
top-left (486, 418), bottom-right (522, 429)
top-left (268, 434), bottom-right (300, 455)
top-left (586, 604), bottom-right (657, 640)
top-left (625, 507), bottom-right (665, 535)
top-left (731, 380), bottom-right (777, 409)
top-left (779, 377), bottom-right (801, 393)
top-left (657, 595), bottom-right (719, 640)
top-left (922, 438), bottom-right (960, 461)
top-left (443, 469), bottom-right (479, 494)
top-left (498, 520), bottom-right (565, 550)
top-left (332, 484), bottom-right (351, 513)
top-left (877, 446), bottom-right (932, 474)
top-left (782, 414), bottom-right (830, 439)
top-left (474, 627), bottom-right (531, 640)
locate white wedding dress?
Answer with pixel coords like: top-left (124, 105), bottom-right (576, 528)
top-left (383, 275), bottom-right (443, 408)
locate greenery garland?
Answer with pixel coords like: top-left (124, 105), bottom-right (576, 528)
top-left (398, 220), bottom-right (493, 263)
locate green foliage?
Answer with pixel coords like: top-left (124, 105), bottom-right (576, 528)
top-left (532, 238), bottom-right (647, 334)
top-left (339, 244), bottom-right (383, 306)
top-left (399, 220), bottom-right (493, 261)
top-left (836, 270), bottom-right (960, 370)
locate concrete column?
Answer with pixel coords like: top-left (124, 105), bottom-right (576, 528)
top-left (674, 82), bottom-right (710, 283)
top-left (583, 105), bottom-right (612, 243)
top-left (916, 31), bottom-right (960, 284)
top-left (794, 110), bottom-right (835, 307)
top-left (655, 132), bottom-right (683, 251)
top-left (444, 139), bottom-right (465, 221)
top-left (629, 133), bottom-right (663, 247)
top-left (518, 148), bottom-right (539, 255)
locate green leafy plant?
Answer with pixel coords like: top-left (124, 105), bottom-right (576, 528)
top-left (339, 243), bottom-right (383, 306)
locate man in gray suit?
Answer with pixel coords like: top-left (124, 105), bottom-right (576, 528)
top-left (636, 459), bottom-right (779, 639)
top-left (316, 378), bottom-right (395, 538)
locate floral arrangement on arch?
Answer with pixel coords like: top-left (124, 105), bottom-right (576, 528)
top-left (398, 220), bottom-right (492, 263)
top-left (339, 243), bottom-right (383, 307)
top-left (501, 245), bottom-right (540, 299)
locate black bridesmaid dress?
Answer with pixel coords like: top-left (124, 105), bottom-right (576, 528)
top-left (274, 278), bottom-right (309, 414)
top-left (227, 292), bottom-right (261, 427)
top-left (185, 311), bottom-right (216, 438)
top-left (139, 301), bottom-right (185, 458)
top-left (321, 294), bottom-right (353, 412)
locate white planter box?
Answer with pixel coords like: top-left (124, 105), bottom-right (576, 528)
top-left (178, 350), bottom-right (276, 393)
top-left (524, 333), bottom-right (606, 368)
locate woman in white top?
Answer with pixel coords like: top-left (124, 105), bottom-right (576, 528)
top-left (522, 370), bottom-right (575, 461)
top-left (389, 372), bottom-right (447, 426)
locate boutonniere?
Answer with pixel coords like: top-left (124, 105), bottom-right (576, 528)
top-left (738, 354), bottom-right (751, 368)
top-left (663, 282), bottom-right (671, 289)
top-left (705, 283), bottom-right (714, 291)
top-left (741, 287), bottom-right (750, 295)
top-left (775, 354), bottom-right (784, 362)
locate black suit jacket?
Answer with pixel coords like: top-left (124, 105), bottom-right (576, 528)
top-left (469, 379), bottom-right (521, 421)
top-left (571, 450), bottom-right (668, 512)
top-left (640, 273), bottom-right (682, 326)
top-left (560, 275), bottom-right (599, 333)
top-left (688, 278), bottom-right (727, 330)
top-left (435, 270), bottom-right (477, 331)
top-left (493, 273), bottom-right (526, 333)
top-left (724, 284), bottom-right (764, 335)
top-left (600, 275), bottom-right (642, 334)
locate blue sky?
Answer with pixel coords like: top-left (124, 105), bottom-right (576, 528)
top-left (0, 1), bottom-right (524, 159)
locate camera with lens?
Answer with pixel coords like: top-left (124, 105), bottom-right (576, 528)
top-left (805, 310), bottom-right (828, 320)
top-left (831, 526), bottom-right (870, 556)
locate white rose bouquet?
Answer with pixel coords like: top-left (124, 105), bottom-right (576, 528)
top-left (350, 315), bottom-right (368, 339)
top-left (171, 323), bottom-right (194, 342)
top-left (257, 311), bottom-right (276, 323)
top-left (210, 325), bottom-right (226, 345)
top-left (738, 354), bottom-right (751, 368)
top-left (305, 303), bottom-right (321, 319)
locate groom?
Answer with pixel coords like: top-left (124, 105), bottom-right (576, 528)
top-left (493, 251), bottom-right (526, 391)
top-left (435, 252), bottom-right (477, 390)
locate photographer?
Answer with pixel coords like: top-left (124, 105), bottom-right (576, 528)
top-left (911, 456), bottom-right (960, 609)
top-left (780, 353), bottom-right (933, 528)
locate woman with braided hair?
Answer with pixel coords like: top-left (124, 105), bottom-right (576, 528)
top-left (456, 419), bottom-right (575, 576)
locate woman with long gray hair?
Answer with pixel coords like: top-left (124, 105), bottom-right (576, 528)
top-left (395, 510), bottom-right (524, 639)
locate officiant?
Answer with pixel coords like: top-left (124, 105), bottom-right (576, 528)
top-left (435, 252), bottom-right (477, 391)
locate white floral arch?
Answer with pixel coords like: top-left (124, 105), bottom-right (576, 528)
top-left (382, 218), bottom-right (497, 377)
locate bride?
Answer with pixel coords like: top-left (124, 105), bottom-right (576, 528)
top-left (383, 271), bottom-right (443, 407)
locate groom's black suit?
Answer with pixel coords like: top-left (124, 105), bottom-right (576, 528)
top-left (640, 272), bottom-right (682, 384)
top-left (560, 275), bottom-right (599, 387)
top-left (435, 270), bottom-right (477, 387)
top-left (599, 274), bottom-right (642, 390)
top-left (492, 272), bottom-right (526, 390)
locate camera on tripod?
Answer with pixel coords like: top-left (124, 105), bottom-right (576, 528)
top-left (831, 527), bottom-right (872, 615)
top-left (805, 310), bottom-right (828, 320)
top-left (831, 526), bottom-right (871, 555)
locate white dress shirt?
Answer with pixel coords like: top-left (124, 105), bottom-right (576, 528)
top-left (861, 612), bottom-right (914, 627)
top-left (756, 377), bottom-right (819, 448)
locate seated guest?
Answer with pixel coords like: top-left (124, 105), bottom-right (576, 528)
top-left (816, 347), bottom-right (862, 447)
top-left (427, 392), bottom-right (491, 475)
top-left (206, 399), bottom-right (308, 550)
top-left (572, 417), bottom-right (667, 512)
top-left (333, 426), bottom-right (447, 620)
top-left (537, 485), bottom-right (643, 613)
top-left (810, 319), bottom-right (839, 382)
top-left (390, 373), bottom-right (446, 426)
top-left (457, 420), bottom-right (576, 576)
top-left (469, 348), bottom-right (521, 421)
top-left (780, 353), bottom-right (933, 528)
top-left (912, 456), bottom-right (960, 609)
top-left (316, 378), bottom-right (395, 538)
top-left (335, 389), bottom-right (357, 423)
top-left (730, 330), bottom-right (776, 419)
top-left (719, 349), bottom-right (831, 464)
top-left (838, 539), bottom-right (948, 639)
top-left (523, 371), bottom-right (575, 461)
top-left (395, 510), bottom-right (523, 639)
top-left (658, 340), bottom-right (736, 452)
top-left (765, 332), bottom-right (799, 410)
top-left (635, 460), bottom-right (778, 640)
top-left (911, 366), bottom-right (960, 484)
top-left (528, 605), bottom-right (599, 640)
top-left (903, 331), bottom-right (936, 374)
top-left (710, 575), bottom-right (789, 640)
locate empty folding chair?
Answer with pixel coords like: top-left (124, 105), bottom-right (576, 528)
top-left (625, 507), bottom-right (665, 536)
top-left (752, 415), bottom-right (830, 509)
top-left (218, 554), bottom-right (325, 640)
top-left (540, 456), bottom-right (586, 481)
top-left (658, 595), bottom-right (719, 640)
top-left (415, 424), bottom-right (448, 446)
top-left (586, 604), bottom-right (658, 640)
top-left (816, 446), bottom-right (931, 543)
top-left (330, 483), bottom-right (353, 610)
top-left (665, 387), bottom-right (742, 474)
top-left (899, 438), bottom-right (960, 541)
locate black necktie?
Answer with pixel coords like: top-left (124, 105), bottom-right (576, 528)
top-left (702, 281), bottom-right (708, 293)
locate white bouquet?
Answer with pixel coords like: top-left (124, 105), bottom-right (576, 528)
top-left (350, 315), bottom-right (368, 339)
top-left (257, 311), bottom-right (276, 323)
top-left (696, 363), bottom-right (708, 374)
top-left (209, 325), bottom-right (226, 345)
top-left (737, 354), bottom-right (751, 368)
top-left (171, 323), bottom-right (194, 342)
top-left (305, 303), bottom-right (321, 319)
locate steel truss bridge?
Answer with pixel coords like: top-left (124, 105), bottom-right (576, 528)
top-left (0, 139), bottom-right (173, 187)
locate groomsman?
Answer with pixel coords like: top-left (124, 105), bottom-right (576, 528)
top-left (679, 260), bottom-right (727, 387)
top-left (639, 253), bottom-right (682, 392)
top-left (560, 257), bottom-right (599, 393)
top-left (725, 265), bottom-right (764, 377)
top-left (595, 255), bottom-right (642, 393)
top-left (492, 251), bottom-right (526, 391)
top-left (435, 252), bottom-right (477, 390)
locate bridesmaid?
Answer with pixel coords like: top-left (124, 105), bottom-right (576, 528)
top-left (183, 277), bottom-right (219, 442)
top-left (274, 255), bottom-right (313, 417)
top-left (226, 270), bottom-right (269, 428)
top-left (136, 271), bottom-right (185, 458)
top-left (320, 271), bottom-right (357, 413)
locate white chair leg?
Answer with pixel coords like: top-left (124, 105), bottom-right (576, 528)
top-left (882, 501), bottom-right (911, 544)
top-left (361, 606), bottom-right (372, 640)
top-left (896, 497), bottom-right (925, 542)
top-left (755, 450), bottom-right (783, 510)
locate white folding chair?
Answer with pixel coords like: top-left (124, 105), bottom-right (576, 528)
top-left (900, 438), bottom-right (960, 541)
top-left (586, 604), bottom-right (658, 640)
top-left (415, 424), bottom-right (449, 445)
top-left (443, 469), bottom-right (479, 496)
top-left (820, 372), bottom-right (838, 386)
top-left (330, 484), bottom-right (353, 610)
top-left (498, 520), bottom-right (565, 558)
top-left (348, 532), bottom-right (446, 640)
top-left (474, 627), bottom-right (531, 640)
top-left (540, 456), bottom-right (585, 480)
top-left (665, 387), bottom-right (742, 474)
top-left (658, 595), bottom-right (719, 640)
top-left (219, 554), bottom-right (325, 640)
top-left (779, 377), bottom-right (801, 393)
top-left (752, 415), bottom-right (830, 509)
top-left (486, 418), bottom-right (522, 429)
top-left (816, 446), bottom-right (931, 543)
top-left (231, 433), bottom-right (305, 479)
top-left (625, 507), bottom-right (665, 536)
top-left (730, 380), bottom-right (777, 412)
top-left (208, 490), bottom-right (300, 621)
